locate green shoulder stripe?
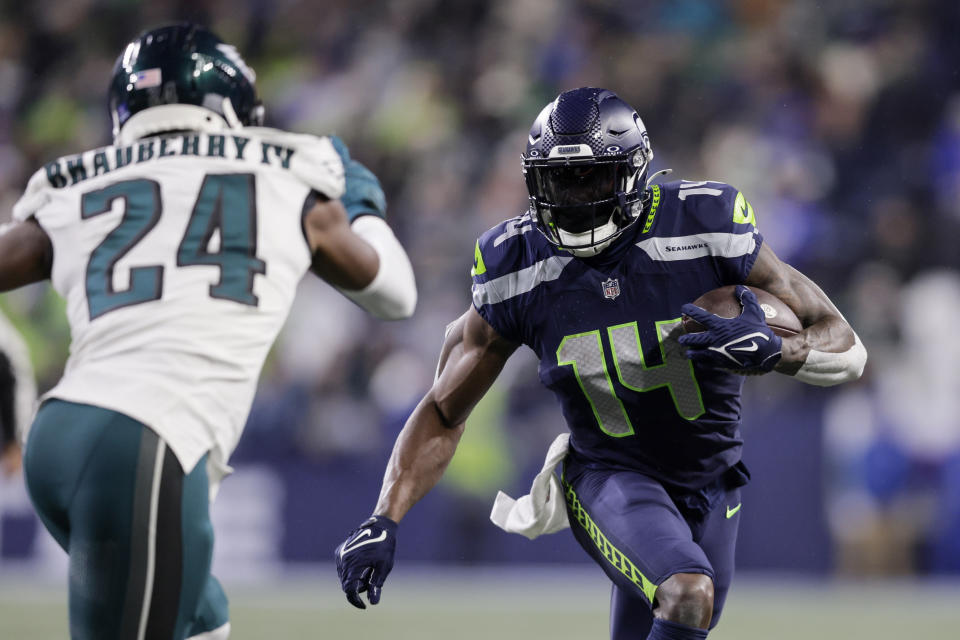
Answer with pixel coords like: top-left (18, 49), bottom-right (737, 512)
top-left (732, 191), bottom-right (756, 226)
top-left (471, 239), bottom-right (487, 277)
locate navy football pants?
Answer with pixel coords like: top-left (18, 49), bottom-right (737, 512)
top-left (563, 454), bottom-right (741, 639)
top-left (23, 400), bottom-right (228, 639)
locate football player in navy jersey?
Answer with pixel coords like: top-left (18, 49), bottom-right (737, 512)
top-left (337, 88), bottom-right (866, 639)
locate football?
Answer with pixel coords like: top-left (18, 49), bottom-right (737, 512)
top-left (682, 285), bottom-right (802, 337)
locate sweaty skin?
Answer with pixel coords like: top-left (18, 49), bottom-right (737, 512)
top-left (302, 196), bottom-right (380, 289)
top-left (744, 243), bottom-right (855, 375)
top-left (0, 219), bottom-right (53, 291)
top-left (375, 308), bottom-right (516, 523)
top-left (372, 241), bottom-right (857, 628)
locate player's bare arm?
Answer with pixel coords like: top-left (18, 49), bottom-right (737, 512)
top-left (744, 243), bottom-right (865, 380)
top-left (0, 220), bottom-right (52, 292)
top-left (304, 193), bottom-right (417, 320)
top-left (375, 307), bottom-right (518, 522)
top-left (303, 195), bottom-right (379, 289)
top-left (681, 242), bottom-right (865, 382)
top-left (336, 307), bottom-right (516, 609)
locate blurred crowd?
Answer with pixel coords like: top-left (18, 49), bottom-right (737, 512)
top-left (2, 0), bottom-right (960, 574)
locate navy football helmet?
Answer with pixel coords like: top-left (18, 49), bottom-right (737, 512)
top-left (109, 24), bottom-right (264, 145)
top-left (523, 88), bottom-right (653, 256)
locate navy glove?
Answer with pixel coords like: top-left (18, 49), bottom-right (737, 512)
top-left (329, 135), bottom-right (387, 222)
top-left (678, 285), bottom-right (782, 373)
top-left (335, 515), bottom-right (398, 609)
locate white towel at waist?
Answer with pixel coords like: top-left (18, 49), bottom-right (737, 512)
top-left (490, 433), bottom-right (570, 540)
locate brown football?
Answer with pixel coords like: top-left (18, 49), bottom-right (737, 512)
top-left (682, 286), bottom-right (802, 337)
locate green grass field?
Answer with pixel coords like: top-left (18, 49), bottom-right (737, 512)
top-left (2, 567), bottom-right (959, 638)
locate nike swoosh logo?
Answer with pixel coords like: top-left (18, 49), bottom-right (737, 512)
top-left (339, 529), bottom-right (388, 558)
top-left (708, 332), bottom-right (769, 366)
top-left (726, 503), bottom-right (742, 518)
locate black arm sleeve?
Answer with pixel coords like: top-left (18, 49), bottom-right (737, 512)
top-left (0, 352), bottom-right (16, 447)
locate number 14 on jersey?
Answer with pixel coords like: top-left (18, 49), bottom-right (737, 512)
top-left (557, 319), bottom-right (705, 437)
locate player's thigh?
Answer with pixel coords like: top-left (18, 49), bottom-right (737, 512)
top-left (23, 400), bottom-right (180, 549)
top-left (22, 399), bottom-right (119, 550)
top-left (562, 457), bottom-right (713, 609)
top-left (40, 403), bottom-right (215, 640)
top-left (692, 486), bottom-right (741, 629)
top-left (23, 400), bottom-right (149, 639)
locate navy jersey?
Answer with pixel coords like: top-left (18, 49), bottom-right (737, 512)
top-left (471, 181), bottom-right (763, 492)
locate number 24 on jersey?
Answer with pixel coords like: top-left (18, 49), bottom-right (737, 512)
top-left (82, 174), bottom-right (266, 319)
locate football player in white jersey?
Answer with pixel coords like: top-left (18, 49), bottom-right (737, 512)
top-left (0, 23), bottom-right (417, 640)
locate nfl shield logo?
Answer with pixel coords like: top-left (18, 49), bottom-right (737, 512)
top-left (602, 278), bottom-right (620, 300)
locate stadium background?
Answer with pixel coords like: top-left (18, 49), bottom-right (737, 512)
top-left (2, 0), bottom-right (960, 637)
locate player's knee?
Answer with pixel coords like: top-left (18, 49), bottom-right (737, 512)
top-left (654, 573), bottom-right (714, 629)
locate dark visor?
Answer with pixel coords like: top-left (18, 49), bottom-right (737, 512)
top-left (528, 162), bottom-right (623, 234)
top-left (531, 163), bottom-right (619, 207)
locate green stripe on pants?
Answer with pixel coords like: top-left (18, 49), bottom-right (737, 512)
top-left (563, 476), bottom-right (659, 604)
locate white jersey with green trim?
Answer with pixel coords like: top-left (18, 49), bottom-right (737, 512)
top-left (12, 127), bottom-right (344, 475)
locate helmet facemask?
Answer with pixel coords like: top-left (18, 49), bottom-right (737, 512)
top-left (522, 87), bottom-right (655, 257)
top-left (524, 149), bottom-right (649, 257)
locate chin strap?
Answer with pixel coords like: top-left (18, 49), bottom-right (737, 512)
top-left (220, 97), bottom-right (243, 129)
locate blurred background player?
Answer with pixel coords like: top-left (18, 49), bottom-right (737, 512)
top-left (0, 23), bottom-right (416, 640)
top-left (336, 88), bottom-right (865, 640)
top-left (0, 307), bottom-right (36, 478)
